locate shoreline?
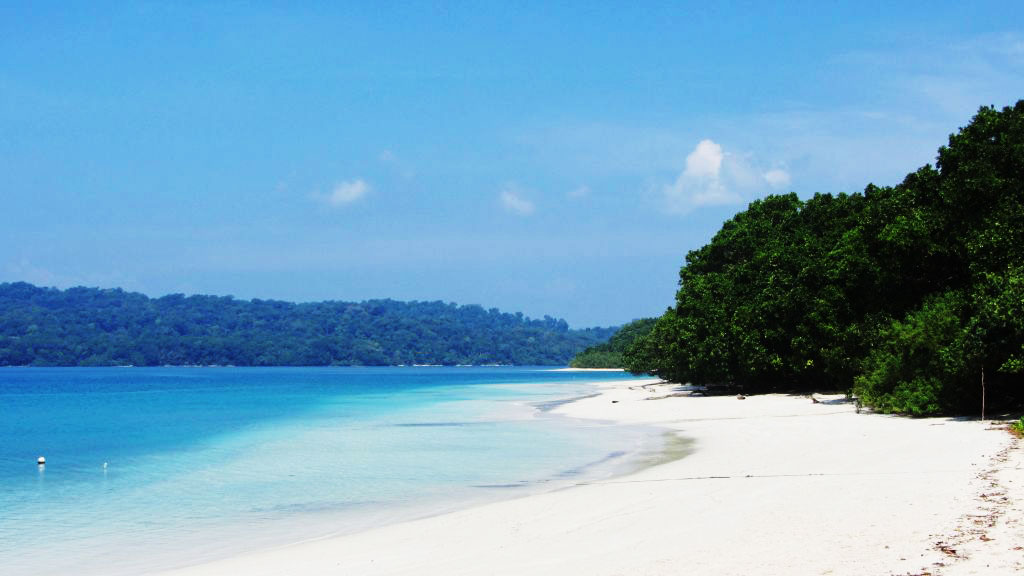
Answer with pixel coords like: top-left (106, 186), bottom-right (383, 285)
top-left (158, 379), bottom-right (1022, 576)
top-left (548, 367), bottom-right (626, 372)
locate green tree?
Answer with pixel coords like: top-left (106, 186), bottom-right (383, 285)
top-left (570, 317), bottom-right (657, 368)
top-left (632, 101), bottom-right (1024, 414)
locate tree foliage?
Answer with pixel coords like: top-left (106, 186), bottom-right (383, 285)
top-left (626, 101), bottom-right (1024, 414)
top-left (0, 283), bottom-right (616, 367)
top-left (570, 317), bottom-right (657, 368)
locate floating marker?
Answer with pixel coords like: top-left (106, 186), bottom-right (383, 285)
top-left (37, 456), bottom-right (46, 465)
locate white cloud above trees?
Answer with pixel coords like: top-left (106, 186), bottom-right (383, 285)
top-left (664, 139), bottom-right (791, 213)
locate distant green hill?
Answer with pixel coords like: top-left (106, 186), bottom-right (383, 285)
top-left (0, 282), bottom-right (616, 367)
top-left (570, 318), bottom-right (657, 368)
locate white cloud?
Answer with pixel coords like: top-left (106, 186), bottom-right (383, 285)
top-left (500, 185), bottom-right (535, 215)
top-left (664, 139), bottom-right (736, 212)
top-left (568, 185), bottom-right (590, 199)
top-left (684, 139), bottom-right (723, 180)
top-left (664, 139), bottom-right (789, 213)
top-left (325, 179), bottom-right (369, 207)
top-left (763, 168), bottom-right (792, 189)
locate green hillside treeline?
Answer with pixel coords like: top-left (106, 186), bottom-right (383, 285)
top-left (0, 283), bottom-right (615, 367)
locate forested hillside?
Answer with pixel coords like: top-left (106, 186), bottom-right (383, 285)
top-left (625, 102), bottom-right (1024, 415)
top-left (0, 283), bottom-right (615, 367)
top-left (570, 318), bottom-right (657, 368)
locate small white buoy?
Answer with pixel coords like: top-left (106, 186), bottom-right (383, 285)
top-left (37, 456), bottom-right (46, 465)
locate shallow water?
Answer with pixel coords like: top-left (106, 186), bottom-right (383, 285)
top-left (0, 367), bottom-right (657, 575)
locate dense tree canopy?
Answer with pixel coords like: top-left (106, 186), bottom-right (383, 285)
top-left (625, 101), bottom-right (1024, 415)
top-left (570, 317), bottom-right (657, 368)
top-left (0, 283), bottom-right (616, 367)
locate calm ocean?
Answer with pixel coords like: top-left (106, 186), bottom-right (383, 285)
top-left (0, 367), bottom-right (656, 575)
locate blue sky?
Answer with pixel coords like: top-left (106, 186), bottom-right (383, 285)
top-left (2, 3), bottom-right (1023, 327)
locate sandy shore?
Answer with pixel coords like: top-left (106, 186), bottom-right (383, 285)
top-left (157, 379), bottom-right (1022, 576)
top-left (549, 367), bottom-right (626, 372)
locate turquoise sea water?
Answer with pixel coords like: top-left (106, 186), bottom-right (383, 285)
top-left (0, 367), bottom-right (656, 575)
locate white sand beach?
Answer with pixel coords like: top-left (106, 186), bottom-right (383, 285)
top-left (549, 367), bottom-right (626, 372)
top-left (157, 379), bottom-right (1022, 576)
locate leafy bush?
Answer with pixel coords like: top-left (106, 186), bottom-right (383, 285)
top-left (1011, 417), bottom-right (1024, 438)
top-left (853, 292), bottom-right (980, 415)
